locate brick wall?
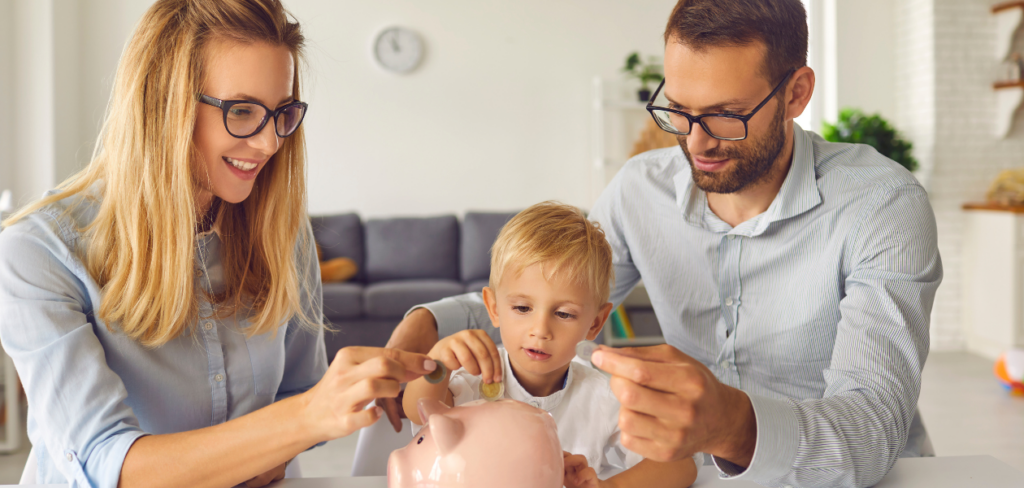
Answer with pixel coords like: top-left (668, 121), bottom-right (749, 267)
top-left (896, 0), bottom-right (1024, 350)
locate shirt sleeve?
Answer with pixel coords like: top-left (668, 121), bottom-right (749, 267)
top-left (0, 213), bottom-right (147, 488)
top-left (406, 292), bottom-right (502, 346)
top-left (276, 220), bottom-right (328, 403)
top-left (589, 168), bottom-right (643, 308)
top-left (714, 184), bottom-right (941, 487)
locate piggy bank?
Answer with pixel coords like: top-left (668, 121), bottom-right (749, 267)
top-left (387, 398), bottom-right (563, 488)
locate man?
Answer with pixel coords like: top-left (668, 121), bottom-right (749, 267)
top-left (382, 1), bottom-right (941, 487)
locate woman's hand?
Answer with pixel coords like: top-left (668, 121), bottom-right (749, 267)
top-left (429, 329), bottom-right (502, 384)
top-left (243, 459), bottom-right (288, 487)
top-left (563, 451), bottom-right (605, 488)
top-left (301, 347), bottom-right (435, 442)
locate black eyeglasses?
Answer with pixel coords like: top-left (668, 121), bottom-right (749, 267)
top-left (646, 69), bottom-right (795, 141)
top-left (198, 94), bottom-right (308, 139)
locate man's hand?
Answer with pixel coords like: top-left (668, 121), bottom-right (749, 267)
top-left (563, 451), bottom-right (604, 488)
top-left (591, 344), bottom-right (757, 467)
top-left (377, 308), bottom-right (441, 432)
top-left (244, 460), bottom-right (288, 487)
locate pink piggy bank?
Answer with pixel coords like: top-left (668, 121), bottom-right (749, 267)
top-left (387, 398), bottom-right (564, 488)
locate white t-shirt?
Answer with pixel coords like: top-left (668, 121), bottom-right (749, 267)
top-left (444, 346), bottom-right (644, 479)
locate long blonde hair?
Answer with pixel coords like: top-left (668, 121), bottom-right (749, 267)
top-left (3, 0), bottom-right (317, 347)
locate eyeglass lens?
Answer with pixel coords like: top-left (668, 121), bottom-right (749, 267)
top-left (225, 102), bottom-right (305, 138)
top-left (649, 88), bottom-right (746, 140)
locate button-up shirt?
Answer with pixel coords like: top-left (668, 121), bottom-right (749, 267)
top-left (420, 124), bottom-right (942, 488)
top-left (0, 187), bottom-right (327, 487)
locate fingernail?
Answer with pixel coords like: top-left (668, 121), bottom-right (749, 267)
top-left (424, 359), bottom-right (437, 371)
top-left (373, 406), bottom-right (383, 417)
top-left (591, 351), bottom-right (604, 367)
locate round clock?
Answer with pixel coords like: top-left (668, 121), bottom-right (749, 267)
top-left (373, 26), bottom-right (424, 74)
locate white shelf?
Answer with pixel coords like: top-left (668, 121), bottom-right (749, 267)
top-left (994, 2), bottom-right (1024, 60)
top-left (605, 336), bottom-right (666, 347)
top-left (993, 3), bottom-right (1024, 138)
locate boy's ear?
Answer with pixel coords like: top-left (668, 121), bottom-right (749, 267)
top-left (482, 286), bottom-right (501, 329)
top-left (586, 302), bottom-right (614, 340)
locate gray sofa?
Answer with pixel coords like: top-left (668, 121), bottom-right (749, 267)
top-left (311, 211), bottom-right (517, 362)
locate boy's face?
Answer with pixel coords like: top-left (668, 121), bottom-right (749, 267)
top-left (482, 262), bottom-right (613, 389)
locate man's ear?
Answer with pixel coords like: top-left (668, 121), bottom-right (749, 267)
top-left (586, 302), bottom-right (614, 341)
top-left (482, 286), bottom-right (501, 329)
top-left (785, 66), bottom-right (815, 121)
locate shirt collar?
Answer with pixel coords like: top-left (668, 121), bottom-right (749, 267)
top-left (674, 123), bottom-right (822, 235)
top-left (501, 347), bottom-right (572, 412)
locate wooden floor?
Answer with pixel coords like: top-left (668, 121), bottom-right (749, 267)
top-left (0, 351), bottom-right (1019, 482)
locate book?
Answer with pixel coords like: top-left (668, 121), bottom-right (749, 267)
top-left (616, 305), bottom-right (636, 338)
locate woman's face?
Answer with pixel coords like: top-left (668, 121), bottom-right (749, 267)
top-left (193, 38), bottom-right (295, 210)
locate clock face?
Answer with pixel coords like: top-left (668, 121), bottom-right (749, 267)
top-left (374, 27), bottom-right (424, 73)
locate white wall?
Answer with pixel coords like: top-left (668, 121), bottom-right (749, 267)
top-left (0, 1), bottom-right (13, 197)
top-left (11, 0), bottom-right (56, 207)
top-left (289, 1), bottom-right (675, 216)
top-left (830, 0), bottom-right (898, 124)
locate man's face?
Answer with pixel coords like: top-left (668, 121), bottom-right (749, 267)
top-left (661, 41), bottom-right (789, 194)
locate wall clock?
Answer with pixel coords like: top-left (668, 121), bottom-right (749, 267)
top-left (374, 26), bottom-right (424, 74)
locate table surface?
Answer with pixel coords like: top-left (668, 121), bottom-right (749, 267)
top-left (9, 455), bottom-right (1023, 487)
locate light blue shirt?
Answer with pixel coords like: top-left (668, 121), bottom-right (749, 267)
top-left (0, 186), bottom-right (327, 487)
top-left (420, 125), bottom-right (942, 488)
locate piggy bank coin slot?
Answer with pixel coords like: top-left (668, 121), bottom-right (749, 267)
top-left (417, 436), bottom-right (424, 445)
top-left (425, 360), bottom-right (448, 384)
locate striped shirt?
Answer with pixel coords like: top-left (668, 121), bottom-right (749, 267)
top-left (420, 124), bottom-right (942, 488)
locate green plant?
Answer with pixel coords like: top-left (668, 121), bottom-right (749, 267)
top-left (821, 108), bottom-right (919, 172)
top-left (621, 52), bottom-right (664, 92)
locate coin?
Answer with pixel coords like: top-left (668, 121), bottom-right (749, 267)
top-left (575, 340), bottom-right (599, 363)
top-left (480, 380), bottom-right (504, 401)
top-left (424, 360), bottom-right (448, 384)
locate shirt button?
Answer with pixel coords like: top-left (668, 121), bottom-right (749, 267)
top-left (214, 374), bottom-right (224, 382)
top-left (196, 268), bottom-right (203, 278)
top-left (529, 401), bottom-right (539, 408)
top-left (204, 322), bottom-right (214, 331)
top-left (728, 235), bottom-right (737, 240)
top-left (724, 297), bottom-right (734, 306)
top-left (66, 453), bottom-right (73, 462)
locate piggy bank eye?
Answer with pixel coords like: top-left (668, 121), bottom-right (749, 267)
top-left (417, 436), bottom-right (424, 445)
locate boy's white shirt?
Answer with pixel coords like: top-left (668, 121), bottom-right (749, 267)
top-left (417, 345), bottom-right (644, 479)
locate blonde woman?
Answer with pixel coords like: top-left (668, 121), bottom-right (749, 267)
top-left (0, 1), bottom-right (435, 487)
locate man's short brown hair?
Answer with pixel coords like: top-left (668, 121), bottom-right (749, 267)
top-left (664, 0), bottom-right (808, 85)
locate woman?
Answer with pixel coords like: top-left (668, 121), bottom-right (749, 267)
top-left (0, 1), bottom-right (434, 487)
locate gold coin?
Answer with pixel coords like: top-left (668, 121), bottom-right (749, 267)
top-left (480, 380), bottom-right (504, 401)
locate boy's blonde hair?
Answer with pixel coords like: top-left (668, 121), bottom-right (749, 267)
top-left (489, 201), bottom-right (614, 305)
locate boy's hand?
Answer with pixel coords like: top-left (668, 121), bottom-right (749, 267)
top-left (563, 452), bottom-right (604, 488)
top-left (429, 330), bottom-right (503, 384)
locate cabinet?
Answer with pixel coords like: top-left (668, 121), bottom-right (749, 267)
top-left (602, 284), bottom-right (665, 348)
top-left (961, 203), bottom-right (1024, 359)
top-left (590, 76), bottom-right (656, 206)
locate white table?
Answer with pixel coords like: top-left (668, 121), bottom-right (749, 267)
top-left (8, 455), bottom-right (1023, 487)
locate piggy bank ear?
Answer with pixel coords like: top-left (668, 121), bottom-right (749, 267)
top-left (417, 397), bottom-right (451, 423)
top-left (427, 414), bottom-right (464, 456)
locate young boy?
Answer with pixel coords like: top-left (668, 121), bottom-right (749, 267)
top-left (403, 201), bottom-right (697, 488)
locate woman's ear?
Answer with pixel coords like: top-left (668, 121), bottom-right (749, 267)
top-left (586, 302), bottom-right (614, 341)
top-left (482, 286), bottom-right (501, 329)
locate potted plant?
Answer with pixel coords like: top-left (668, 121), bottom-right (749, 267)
top-left (821, 108), bottom-right (919, 172)
top-left (622, 52), bottom-right (664, 102)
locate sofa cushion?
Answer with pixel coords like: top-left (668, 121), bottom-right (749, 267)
top-left (321, 282), bottom-right (363, 319)
top-left (465, 279), bottom-right (489, 294)
top-left (364, 216), bottom-right (459, 282)
top-left (364, 280), bottom-right (466, 318)
top-left (460, 211), bottom-right (517, 283)
top-left (311, 213), bottom-right (365, 282)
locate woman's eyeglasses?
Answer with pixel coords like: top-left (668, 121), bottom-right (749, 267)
top-left (198, 94), bottom-right (308, 139)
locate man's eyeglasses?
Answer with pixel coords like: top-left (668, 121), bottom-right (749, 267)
top-left (198, 94), bottom-right (308, 139)
top-left (646, 69), bottom-right (795, 141)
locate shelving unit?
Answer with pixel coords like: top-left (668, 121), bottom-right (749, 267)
top-left (602, 283), bottom-right (665, 348)
top-left (590, 76), bottom-right (653, 206)
top-left (993, 2), bottom-right (1024, 138)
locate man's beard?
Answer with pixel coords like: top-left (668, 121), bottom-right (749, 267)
top-left (679, 100), bottom-right (787, 195)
